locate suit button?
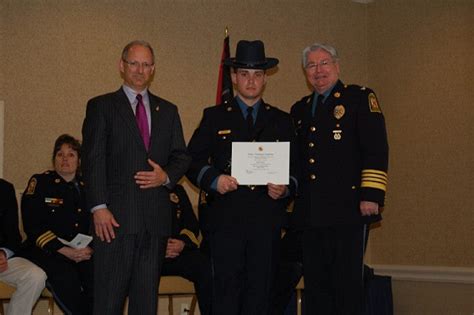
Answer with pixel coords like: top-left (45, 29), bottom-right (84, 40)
top-left (77, 208), bottom-right (82, 213)
top-left (310, 174), bottom-right (316, 180)
top-left (308, 142), bottom-right (314, 148)
top-left (74, 223), bottom-right (79, 228)
top-left (310, 126), bottom-right (316, 132)
top-left (309, 158), bottom-right (315, 164)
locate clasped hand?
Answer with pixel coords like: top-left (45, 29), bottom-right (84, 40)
top-left (134, 158), bottom-right (168, 189)
top-left (165, 238), bottom-right (185, 259)
top-left (58, 246), bottom-right (93, 263)
top-left (216, 175), bottom-right (287, 200)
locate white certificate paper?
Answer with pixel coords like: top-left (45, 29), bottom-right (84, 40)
top-left (58, 233), bottom-right (93, 249)
top-left (231, 142), bottom-right (290, 185)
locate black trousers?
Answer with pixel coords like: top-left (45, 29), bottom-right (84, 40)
top-left (93, 232), bottom-right (167, 315)
top-left (303, 224), bottom-right (366, 315)
top-left (161, 248), bottom-right (212, 315)
top-left (270, 230), bottom-right (303, 315)
top-left (28, 248), bottom-right (93, 315)
top-left (210, 224), bottom-right (281, 315)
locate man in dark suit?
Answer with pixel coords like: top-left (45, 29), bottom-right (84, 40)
top-left (290, 42), bottom-right (389, 315)
top-left (162, 184), bottom-right (212, 315)
top-left (82, 40), bottom-right (190, 315)
top-left (187, 40), bottom-right (297, 315)
top-left (1, 178), bottom-right (46, 315)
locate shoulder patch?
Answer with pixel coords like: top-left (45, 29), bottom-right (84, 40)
top-left (26, 177), bottom-right (37, 195)
top-left (368, 93), bottom-right (382, 113)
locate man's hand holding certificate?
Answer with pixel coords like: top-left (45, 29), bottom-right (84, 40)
top-left (231, 142), bottom-right (290, 185)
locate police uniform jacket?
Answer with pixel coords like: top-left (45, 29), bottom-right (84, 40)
top-left (21, 171), bottom-right (90, 254)
top-left (290, 80), bottom-right (388, 228)
top-left (187, 98), bottom-right (297, 229)
top-left (0, 179), bottom-right (22, 255)
top-left (169, 184), bottom-right (200, 249)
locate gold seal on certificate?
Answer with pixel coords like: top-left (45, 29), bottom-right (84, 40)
top-left (231, 142), bottom-right (290, 185)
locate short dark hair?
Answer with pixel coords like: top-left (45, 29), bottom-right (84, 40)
top-left (52, 134), bottom-right (81, 163)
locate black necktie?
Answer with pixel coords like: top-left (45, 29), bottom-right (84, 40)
top-left (317, 94), bottom-right (325, 107)
top-left (313, 94), bottom-right (325, 117)
top-left (246, 107), bottom-right (254, 136)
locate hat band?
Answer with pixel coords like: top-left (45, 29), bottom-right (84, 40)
top-left (232, 61), bottom-right (268, 68)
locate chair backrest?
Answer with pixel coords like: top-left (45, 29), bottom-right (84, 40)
top-left (158, 276), bottom-right (195, 295)
top-left (0, 281), bottom-right (16, 299)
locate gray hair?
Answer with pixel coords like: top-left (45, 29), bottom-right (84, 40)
top-left (302, 43), bottom-right (339, 68)
top-left (121, 40), bottom-right (155, 64)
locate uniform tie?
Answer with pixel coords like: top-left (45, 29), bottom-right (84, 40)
top-left (136, 94), bottom-right (150, 151)
top-left (312, 94), bottom-right (325, 117)
top-left (246, 107), bottom-right (254, 136)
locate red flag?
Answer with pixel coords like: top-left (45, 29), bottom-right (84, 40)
top-left (216, 29), bottom-right (234, 105)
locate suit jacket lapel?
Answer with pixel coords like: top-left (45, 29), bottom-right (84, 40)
top-left (114, 88), bottom-right (145, 150)
top-left (148, 91), bottom-right (163, 152)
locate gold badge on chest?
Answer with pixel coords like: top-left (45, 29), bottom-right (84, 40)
top-left (334, 105), bottom-right (345, 119)
top-left (333, 130), bottom-right (342, 140)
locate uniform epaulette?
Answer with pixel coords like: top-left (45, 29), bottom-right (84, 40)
top-left (299, 94), bottom-right (312, 103)
top-left (344, 84), bottom-right (373, 94)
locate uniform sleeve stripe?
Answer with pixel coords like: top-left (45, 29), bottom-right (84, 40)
top-left (179, 229), bottom-right (200, 247)
top-left (362, 173), bottom-right (387, 180)
top-left (361, 179), bottom-right (387, 186)
top-left (36, 230), bottom-right (54, 246)
top-left (37, 232), bottom-right (57, 248)
top-left (361, 182), bottom-right (387, 192)
top-left (361, 176), bottom-right (388, 185)
top-left (362, 169), bottom-right (388, 177)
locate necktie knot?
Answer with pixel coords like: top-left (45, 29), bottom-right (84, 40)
top-left (136, 93), bottom-right (143, 102)
top-left (246, 107), bottom-right (254, 119)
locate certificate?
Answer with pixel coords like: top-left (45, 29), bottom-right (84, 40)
top-left (231, 142), bottom-right (289, 185)
top-left (58, 233), bottom-right (93, 249)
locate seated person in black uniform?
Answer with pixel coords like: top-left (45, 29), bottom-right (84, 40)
top-left (21, 134), bottom-right (93, 315)
top-left (1, 178), bottom-right (47, 315)
top-left (162, 184), bottom-right (212, 315)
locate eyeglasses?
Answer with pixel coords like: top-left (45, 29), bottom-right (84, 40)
top-left (305, 59), bottom-right (336, 70)
top-left (122, 59), bottom-right (154, 70)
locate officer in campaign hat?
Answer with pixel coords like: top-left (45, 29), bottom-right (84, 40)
top-left (187, 39), bottom-right (297, 315)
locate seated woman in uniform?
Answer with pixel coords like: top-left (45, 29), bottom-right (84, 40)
top-left (21, 134), bottom-right (93, 315)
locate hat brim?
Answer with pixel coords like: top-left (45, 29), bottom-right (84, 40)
top-left (224, 57), bottom-right (279, 70)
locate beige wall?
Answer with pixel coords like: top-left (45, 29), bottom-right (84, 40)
top-left (1, 0), bottom-right (472, 283)
top-left (367, 0), bottom-right (474, 267)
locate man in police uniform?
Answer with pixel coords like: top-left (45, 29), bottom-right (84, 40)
top-left (291, 43), bottom-right (388, 314)
top-left (187, 40), bottom-right (297, 314)
top-left (162, 184), bottom-right (211, 315)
